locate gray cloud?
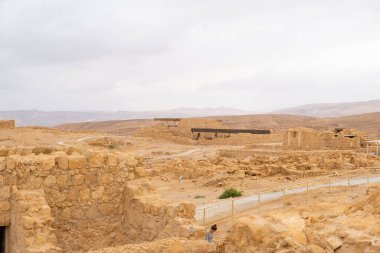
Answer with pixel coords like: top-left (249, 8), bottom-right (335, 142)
top-left (0, 0), bottom-right (379, 111)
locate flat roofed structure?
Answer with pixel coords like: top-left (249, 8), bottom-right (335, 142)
top-left (154, 118), bottom-right (181, 121)
top-left (191, 128), bottom-right (270, 134)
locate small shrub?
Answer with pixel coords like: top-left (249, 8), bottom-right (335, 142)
top-left (194, 195), bottom-right (205, 199)
top-left (108, 144), bottom-right (116, 149)
top-left (218, 188), bottom-right (242, 199)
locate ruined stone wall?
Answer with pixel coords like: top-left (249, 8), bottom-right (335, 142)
top-left (9, 188), bottom-right (61, 253)
top-left (0, 120), bottom-right (15, 129)
top-left (123, 183), bottom-right (201, 243)
top-left (0, 147), bottom-right (202, 252)
top-left (0, 150), bottom-right (129, 252)
top-left (137, 123), bottom-right (281, 146)
top-left (283, 128), bottom-right (363, 150)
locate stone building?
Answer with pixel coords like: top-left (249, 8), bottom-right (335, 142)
top-left (0, 121), bottom-right (15, 129)
top-left (0, 146), bottom-right (205, 252)
top-left (283, 128), bottom-right (365, 150)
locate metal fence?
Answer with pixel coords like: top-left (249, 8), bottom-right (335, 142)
top-left (195, 169), bottom-right (380, 225)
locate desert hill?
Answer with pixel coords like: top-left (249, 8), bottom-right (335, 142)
top-left (0, 107), bottom-right (251, 127)
top-left (56, 112), bottom-right (380, 137)
top-left (272, 99), bottom-right (380, 117)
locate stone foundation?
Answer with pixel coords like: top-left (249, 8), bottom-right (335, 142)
top-left (0, 121), bottom-right (15, 129)
top-left (0, 147), bottom-right (201, 252)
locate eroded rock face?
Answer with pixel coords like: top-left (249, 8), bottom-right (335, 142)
top-left (9, 188), bottom-right (62, 253)
top-left (124, 181), bottom-right (200, 243)
top-left (227, 186), bottom-right (380, 253)
top-left (226, 215), bottom-right (308, 253)
top-left (0, 149), bottom-right (206, 253)
top-left (87, 237), bottom-right (215, 253)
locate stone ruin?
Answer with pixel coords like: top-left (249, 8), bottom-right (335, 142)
top-left (0, 121), bottom-right (15, 129)
top-left (283, 128), bottom-right (366, 150)
top-left (0, 146), bottom-right (209, 252)
top-left (139, 118), bottom-right (281, 145)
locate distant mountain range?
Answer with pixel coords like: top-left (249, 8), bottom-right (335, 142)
top-left (272, 99), bottom-right (380, 117)
top-left (1, 99), bottom-right (380, 126)
top-left (0, 107), bottom-right (253, 126)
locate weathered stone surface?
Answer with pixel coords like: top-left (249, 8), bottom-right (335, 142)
top-left (0, 186), bottom-right (11, 200)
top-left (55, 156), bottom-right (68, 170)
top-left (57, 174), bottom-right (71, 188)
top-left (92, 186), bottom-right (104, 199)
top-left (68, 156), bottom-right (86, 170)
top-left (43, 175), bottom-right (57, 187)
top-left (88, 238), bottom-right (215, 253)
top-left (72, 174), bottom-right (85, 186)
top-left (0, 201), bottom-right (10, 211)
top-left (100, 173), bottom-right (113, 184)
top-left (80, 188), bottom-right (91, 202)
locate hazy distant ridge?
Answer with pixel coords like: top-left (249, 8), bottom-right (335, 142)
top-left (0, 107), bottom-right (252, 126)
top-left (272, 100), bottom-right (380, 117)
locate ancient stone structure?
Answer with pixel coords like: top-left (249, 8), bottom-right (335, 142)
top-left (0, 146), bottom-right (202, 252)
top-left (0, 120), bottom-right (15, 129)
top-left (138, 118), bottom-right (279, 145)
top-left (191, 128), bottom-right (270, 140)
top-left (153, 118), bottom-right (181, 128)
top-left (283, 128), bottom-right (365, 150)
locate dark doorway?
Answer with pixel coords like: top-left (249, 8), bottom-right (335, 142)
top-left (0, 226), bottom-right (6, 253)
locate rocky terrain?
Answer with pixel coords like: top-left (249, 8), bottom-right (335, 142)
top-left (0, 118), bottom-right (379, 252)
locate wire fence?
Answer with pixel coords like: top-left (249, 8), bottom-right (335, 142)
top-left (195, 169), bottom-right (380, 226)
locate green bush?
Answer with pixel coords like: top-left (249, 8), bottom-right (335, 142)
top-left (218, 188), bottom-right (242, 199)
top-left (194, 195), bottom-right (205, 199)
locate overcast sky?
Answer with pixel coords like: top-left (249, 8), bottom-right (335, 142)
top-left (0, 0), bottom-right (379, 112)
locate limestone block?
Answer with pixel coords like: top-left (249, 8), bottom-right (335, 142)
top-left (21, 147), bottom-right (34, 156)
top-left (43, 175), bottom-right (57, 187)
top-left (178, 202), bottom-right (195, 219)
top-left (324, 236), bottom-right (342, 251)
top-left (5, 175), bottom-right (17, 185)
top-left (55, 156), bottom-right (68, 170)
top-left (86, 204), bottom-right (100, 219)
top-left (85, 173), bottom-right (98, 185)
top-left (0, 201), bottom-right (10, 211)
top-left (72, 174), bottom-right (85, 186)
top-left (88, 152), bottom-right (105, 167)
top-left (40, 157), bottom-right (56, 171)
top-left (98, 203), bottom-right (115, 215)
top-left (0, 186), bottom-right (11, 200)
top-left (21, 216), bottom-right (35, 230)
top-left (100, 173), bottom-right (113, 184)
top-left (5, 157), bottom-right (17, 170)
top-left (66, 189), bottom-right (80, 201)
top-left (0, 148), bottom-right (9, 157)
top-left (135, 167), bottom-right (145, 177)
top-left (57, 175), bottom-right (71, 188)
top-left (0, 212), bottom-right (10, 226)
top-left (68, 156), bottom-right (86, 170)
top-left (127, 173), bottom-right (135, 181)
top-left (106, 154), bottom-right (119, 167)
top-left (80, 188), bottom-right (91, 202)
top-left (92, 186), bottom-right (104, 199)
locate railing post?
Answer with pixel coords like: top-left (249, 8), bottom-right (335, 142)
top-left (203, 209), bottom-right (206, 225)
top-left (328, 177), bottom-right (331, 193)
top-left (258, 192), bottom-right (261, 214)
top-left (231, 200), bottom-right (234, 221)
